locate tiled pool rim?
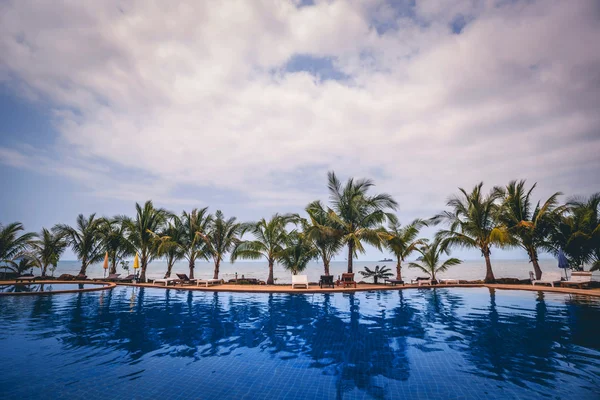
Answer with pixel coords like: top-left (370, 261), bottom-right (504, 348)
top-left (0, 281), bottom-right (116, 296)
top-left (2, 280), bottom-right (597, 298)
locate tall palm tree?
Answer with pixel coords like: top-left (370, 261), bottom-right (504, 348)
top-left (359, 265), bottom-right (393, 284)
top-left (54, 214), bottom-right (104, 276)
top-left (98, 218), bottom-right (135, 275)
top-left (233, 213), bottom-right (295, 284)
top-left (120, 201), bottom-right (170, 282)
top-left (305, 201), bottom-right (344, 276)
top-left (431, 183), bottom-right (510, 283)
top-left (203, 210), bottom-right (243, 280)
top-left (0, 222), bottom-right (35, 272)
top-left (29, 228), bottom-right (67, 277)
top-left (498, 180), bottom-right (562, 279)
top-left (173, 208), bottom-right (212, 279)
top-left (384, 219), bottom-right (427, 281)
top-left (278, 230), bottom-right (319, 275)
top-left (152, 222), bottom-right (185, 278)
top-left (325, 171), bottom-right (398, 273)
top-left (408, 239), bottom-right (462, 282)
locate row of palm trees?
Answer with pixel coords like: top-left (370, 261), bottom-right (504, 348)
top-left (1, 172), bottom-right (598, 283)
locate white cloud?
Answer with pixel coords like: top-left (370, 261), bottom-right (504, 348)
top-left (1, 0), bottom-right (599, 221)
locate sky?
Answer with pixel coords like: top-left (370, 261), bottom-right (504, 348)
top-left (1, 0), bottom-right (599, 261)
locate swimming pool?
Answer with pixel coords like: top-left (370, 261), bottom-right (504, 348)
top-left (0, 283), bottom-right (111, 294)
top-left (0, 287), bottom-right (598, 399)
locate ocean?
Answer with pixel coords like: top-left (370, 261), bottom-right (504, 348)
top-left (27, 258), bottom-right (588, 283)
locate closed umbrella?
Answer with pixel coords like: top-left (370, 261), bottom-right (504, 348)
top-left (133, 253), bottom-right (140, 282)
top-left (558, 249), bottom-right (569, 279)
top-left (103, 252), bottom-right (109, 278)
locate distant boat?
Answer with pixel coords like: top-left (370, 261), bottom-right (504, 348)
top-left (379, 258), bottom-right (393, 262)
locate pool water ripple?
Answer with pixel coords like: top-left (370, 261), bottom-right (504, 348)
top-left (0, 287), bottom-right (599, 399)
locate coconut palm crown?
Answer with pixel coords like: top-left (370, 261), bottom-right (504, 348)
top-left (54, 214), bottom-right (104, 276)
top-left (29, 228), bottom-right (67, 277)
top-left (431, 183), bottom-right (510, 283)
top-left (325, 171), bottom-right (398, 273)
top-left (278, 229), bottom-right (319, 275)
top-left (0, 222), bottom-right (35, 272)
top-left (497, 180), bottom-right (562, 279)
top-left (384, 219), bottom-right (428, 281)
top-left (408, 239), bottom-right (462, 282)
top-left (203, 210), bottom-right (243, 279)
top-left (233, 213), bottom-right (296, 284)
top-left (305, 200), bottom-right (344, 276)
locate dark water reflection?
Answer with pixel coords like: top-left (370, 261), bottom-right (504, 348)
top-left (0, 287), bottom-right (598, 399)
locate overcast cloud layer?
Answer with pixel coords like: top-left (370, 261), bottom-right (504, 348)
top-left (1, 0), bottom-right (599, 259)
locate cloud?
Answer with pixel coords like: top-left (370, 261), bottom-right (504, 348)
top-left (0, 0), bottom-right (599, 222)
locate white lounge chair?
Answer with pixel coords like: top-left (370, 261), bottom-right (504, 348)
top-left (438, 278), bottom-right (459, 284)
top-left (411, 277), bottom-right (432, 286)
top-left (196, 279), bottom-right (222, 287)
top-left (153, 278), bottom-right (180, 286)
top-left (561, 271), bottom-right (593, 289)
top-left (530, 271), bottom-right (562, 287)
top-left (291, 275), bottom-right (309, 289)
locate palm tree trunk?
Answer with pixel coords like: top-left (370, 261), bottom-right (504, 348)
top-left (347, 242), bottom-right (354, 273)
top-left (41, 263), bottom-right (48, 277)
top-left (110, 257), bottom-right (117, 275)
top-left (139, 252), bottom-right (149, 282)
top-left (78, 259), bottom-right (87, 276)
top-left (528, 247), bottom-right (542, 280)
top-left (396, 258), bottom-right (402, 280)
top-left (267, 259), bottom-right (274, 285)
top-left (213, 258), bottom-right (220, 279)
top-left (323, 259), bottom-right (330, 276)
top-left (483, 250), bottom-right (495, 283)
top-left (164, 261), bottom-right (173, 278)
top-left (189, 259), bottom-right (195, 279)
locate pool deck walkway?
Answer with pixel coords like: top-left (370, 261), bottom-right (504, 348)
top-left (2, 280), bottom-right (599, 297)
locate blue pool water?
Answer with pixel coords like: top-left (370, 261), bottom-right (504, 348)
top-left (0, 287), bottom-right (598, 399)
top-left (0, 283), bottom-right (107, 293)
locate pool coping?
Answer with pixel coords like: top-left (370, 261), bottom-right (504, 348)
top-left (0, 281), bottom-right (116, 296)
top-left (0, 280), bottom-right (598, 297)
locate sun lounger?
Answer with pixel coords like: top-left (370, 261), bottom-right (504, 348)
top-left (438, 278), bottom-right (459, 284)
top-left (530, 271), bottom-right (562, 287)
top-left (176, 273), bottom-right (197, 285)
top-left (341, 273), bottom-right (357, 288)
top-left (292, 275), bottom-right (309, 289)
top-left (384, 278), bottom-right (404, 286)
top-left (153, 278), bottom-right (181, 286)
top-left (561, 271), bottom-right (592, 289)
top-left (15, 275), bottom-right (37, 282)
top-left (411, 277), bottom-right (432, 286)
top-left (319, 275), bottom-right (335, 288)
top-left (196, 279), bottom-right (222, 287)
top-left (117, 274), bottom-right (136, 283)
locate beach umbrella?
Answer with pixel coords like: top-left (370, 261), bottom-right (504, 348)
top-left (558, 249), bottom-right (569, 279)
top-left (103, 252), bottom-right (109, 278)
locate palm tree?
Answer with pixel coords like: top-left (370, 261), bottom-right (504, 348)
top-left (0, 222), bottom-right (35, 272)
top-left (359, 265), bottom-right (393, 284)
top-left (431, 183), bottom-right (510, 283)
top-left (54, 214), bottom-right (104, 276)
top-left (325, 171), bottom-right (398, 273)
top-left (173, 208), bottom-right (212, 279)
top-left (278, 230), bottom-right (319, 275)
top-left (408, 239), bottom-right (462, 282)
top-left (550, 193), bottom-right (600, 269)
top-left (152, 222), bottom-right (185, 278)
top-left (120, 201), bottom-right (170, 282)
top-left (305, 201), bottom-right (343, 276)
top-left (29, 228), bottom-right (67, 277)
top-left (203, 210), bottom-right (242, 280)
top-left (497, 180), bottom-right (562, 279)
top-left (233, 213), bottom-right (296, 284)
top-left (384, 219), bottom-right (427, 281)
top-left (98, 218), bottom-right (135, 275)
